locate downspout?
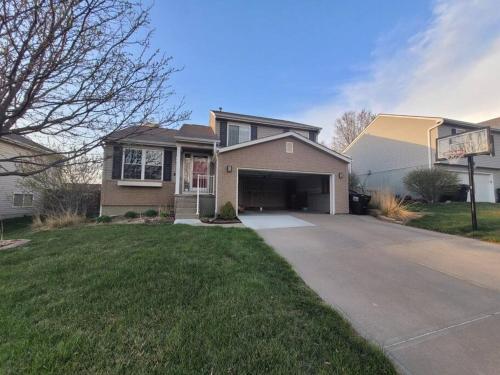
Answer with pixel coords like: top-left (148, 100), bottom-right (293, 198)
top-left (427, 120), bottom-right (443, 169)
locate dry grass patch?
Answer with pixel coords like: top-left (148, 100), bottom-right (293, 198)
top-left (32, 212), bottom-right (86, 230)
top-left (370, 190), bottom-right (420, 223)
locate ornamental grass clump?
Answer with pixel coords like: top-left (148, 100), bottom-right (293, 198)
top-left (370, 190), bottom-right (418, 223)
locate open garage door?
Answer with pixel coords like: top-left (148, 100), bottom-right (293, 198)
top-left (237, 169), bottom-right (334, 214)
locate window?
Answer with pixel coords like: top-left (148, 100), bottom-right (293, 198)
top-left (286, 141), bottom-right (294, 153)
top-left (13, 193), bottom-right (34, 208)
top-left (122, 148), bottom-right (163, 180)
top-left (228, 123), bottom-right (251, 146)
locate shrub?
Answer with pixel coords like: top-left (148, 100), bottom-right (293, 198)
top-left (96, 215), bottom-right (112, 224)
top-left (124, 211), bottom-right (138, 219)
top-left (219, 202), bottom-right (236, 220)
top-left (403, 168), bottom-right (459, 203)
top-left (32, 212), bottom-right (86, 230)
top-left (370, 190), bottom-right (419, 222)
top-left (143, 209), bottom-right (158, 217)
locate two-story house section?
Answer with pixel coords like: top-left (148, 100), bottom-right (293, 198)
top-left (344, 114), bottom-right (500, 202)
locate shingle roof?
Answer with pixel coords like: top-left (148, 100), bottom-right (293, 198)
top-left (106, 125), bottom-right (178, 144)
top-left (177, 124), bottom-right (218, 140)
top-left (2, 134), bottom-right (53, 153)
top-left (106, 124), bottom-right (217, 145)
top-left (211, 110), bottom-right (321, 131)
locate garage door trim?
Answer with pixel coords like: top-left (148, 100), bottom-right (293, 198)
top-left (236, 167), bottom-right (336, 215)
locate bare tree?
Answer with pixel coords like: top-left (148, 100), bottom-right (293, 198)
top-left (0, 0), bottom-right (189, 176)
top-left (21, 153), bottom-right (101, 216)
top-left (331, 110), bottom-right (376, 151)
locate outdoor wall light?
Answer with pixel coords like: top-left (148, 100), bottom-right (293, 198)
top-left (338, 172), bottom-right (344, 180)
top-left (226, 165), bottom-right (232, 173)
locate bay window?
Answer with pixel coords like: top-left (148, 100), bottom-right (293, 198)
top-left (122, 148), bottom-right (163, 180)
top-left (228, 123), bottom-right (251, 146)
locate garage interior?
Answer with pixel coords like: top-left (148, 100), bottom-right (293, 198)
top-left (238, 170), bottom-right (331, 213)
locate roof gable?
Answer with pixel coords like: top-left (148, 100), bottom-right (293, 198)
top-left (218, 131), bottom-right (350, 163)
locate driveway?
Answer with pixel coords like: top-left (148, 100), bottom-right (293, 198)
top-left (255, 213), bottom-right (500, 375)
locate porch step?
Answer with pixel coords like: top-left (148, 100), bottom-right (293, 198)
top-left (175, 207), bottom-right (198, 219)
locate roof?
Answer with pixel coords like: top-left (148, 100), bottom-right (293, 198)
top-left (442, 117), bottom-right (500, 133)
top-left (479, 117), bottom-right (500, 129)
top-left (218, 131), bottom-right (351, 163)
top-left (106, 123), bottom-right (218, 145)
top-left (177, 124), bottom-right (218, 140)
top-left (1, 134), bottom-right (53, 153)
top-left (211, 110), bottom-right (322, 132)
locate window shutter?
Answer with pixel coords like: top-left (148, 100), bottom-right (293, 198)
top-left (111, 145), bottom-right (123, 179)
top-left (309, 131), bottom-right (317, 142)
top-left (220, 121), bottom-right (227, 147)
top-left (251, 125), bottom-right (258, 140)
top-left (163, 149), bottom-right (172, 181)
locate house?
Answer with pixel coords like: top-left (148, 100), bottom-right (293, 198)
top-left (344, 114), bottom-right (500, 203)
top-left (0, 134), bottom-right (53, 219)
top-left (100, 110), bottom-right (350, 218)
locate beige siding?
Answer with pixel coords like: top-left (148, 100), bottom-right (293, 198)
top-left (216, 136), bottom-right (349, 214)
top-left (0, 140), bottom-right (38, 218)
top-left (345, 116), bottom-right (442, 196)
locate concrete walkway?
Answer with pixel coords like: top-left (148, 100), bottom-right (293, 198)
top-left (256, 213), bottom-right (500, 375)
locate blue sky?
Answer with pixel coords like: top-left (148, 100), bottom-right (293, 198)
top-left (150, 0), bottom-right (500, 142)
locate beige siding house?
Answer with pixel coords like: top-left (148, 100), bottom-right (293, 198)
top-left (0, 135), bottom-right (52, 219)
top-left (344, 114), bottom-right (500, 202)
top-left (100, 110), bottom-right (350, 218)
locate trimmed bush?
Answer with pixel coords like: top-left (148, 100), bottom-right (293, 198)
top-left (404, 168), bottom-right (459, 203)
top-left (219, 202), bottom-right (236, 220)
top-left (143, 209), bottom-right (158, 218)
top-left (96, 215), bottom-right (112, 224)
top-left (124, 211), bottom-right (138, 219)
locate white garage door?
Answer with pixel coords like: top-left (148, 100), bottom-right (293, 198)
top-left (456, 172), bottom-right (495, 203)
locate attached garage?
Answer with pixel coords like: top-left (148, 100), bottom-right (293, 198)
top-left (238, 170), bottom-right (334, 214)
top-left (215, 132), bottom-right (350, 215)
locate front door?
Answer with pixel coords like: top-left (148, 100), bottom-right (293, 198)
top-left (192, 156), bottom-right (209, 192)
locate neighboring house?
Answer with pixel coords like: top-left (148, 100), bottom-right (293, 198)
top-left (0, 134), bottom-right (53, 219)
top-left (344, 114), bottom-right (500, 203)
top-left (100, 110), bottom-right (350, 218)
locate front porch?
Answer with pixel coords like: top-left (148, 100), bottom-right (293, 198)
top-left (174, 143), bottom-right (216, 219)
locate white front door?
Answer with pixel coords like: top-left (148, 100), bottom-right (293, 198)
top-left (457, 172), bottom-right (495, 203)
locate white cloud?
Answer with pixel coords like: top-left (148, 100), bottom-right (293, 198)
top-left (294, 0), bottom-right (500, 143)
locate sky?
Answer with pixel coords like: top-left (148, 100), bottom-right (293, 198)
top-left (150, 0), bottom-right (500, 143)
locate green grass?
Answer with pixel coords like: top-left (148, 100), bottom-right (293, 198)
top-left (0, 223), bottom-right (395, 374)
top-left (407, 202), bottom-right (500, 243)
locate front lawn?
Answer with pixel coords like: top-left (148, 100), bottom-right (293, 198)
top-left (407, 202), bottom-right (500, 243)
top-left (0, 224), bottom-right (394, 374)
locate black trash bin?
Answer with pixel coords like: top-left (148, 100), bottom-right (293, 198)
top-left (349, 190), bottom-right (371, 215)
top-left (497, 188), bottom-right (500, 203)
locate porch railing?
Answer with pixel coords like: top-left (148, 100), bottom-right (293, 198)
top-left (196, 174), bottom-right (215, 216)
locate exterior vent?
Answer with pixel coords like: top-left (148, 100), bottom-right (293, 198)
top-left (286, 141), bottom-right (293, 153)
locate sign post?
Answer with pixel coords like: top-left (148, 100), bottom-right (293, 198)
top-left (467, 156), bottom-right (478, 231)
top-left (436, 127), bottom-right (494, 231)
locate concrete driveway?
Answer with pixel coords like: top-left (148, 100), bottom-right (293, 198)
top-left (256, 213), bottom-right (500, 375)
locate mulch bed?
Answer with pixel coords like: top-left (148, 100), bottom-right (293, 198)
top-left (200, 217), bottom-right (241, 224)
